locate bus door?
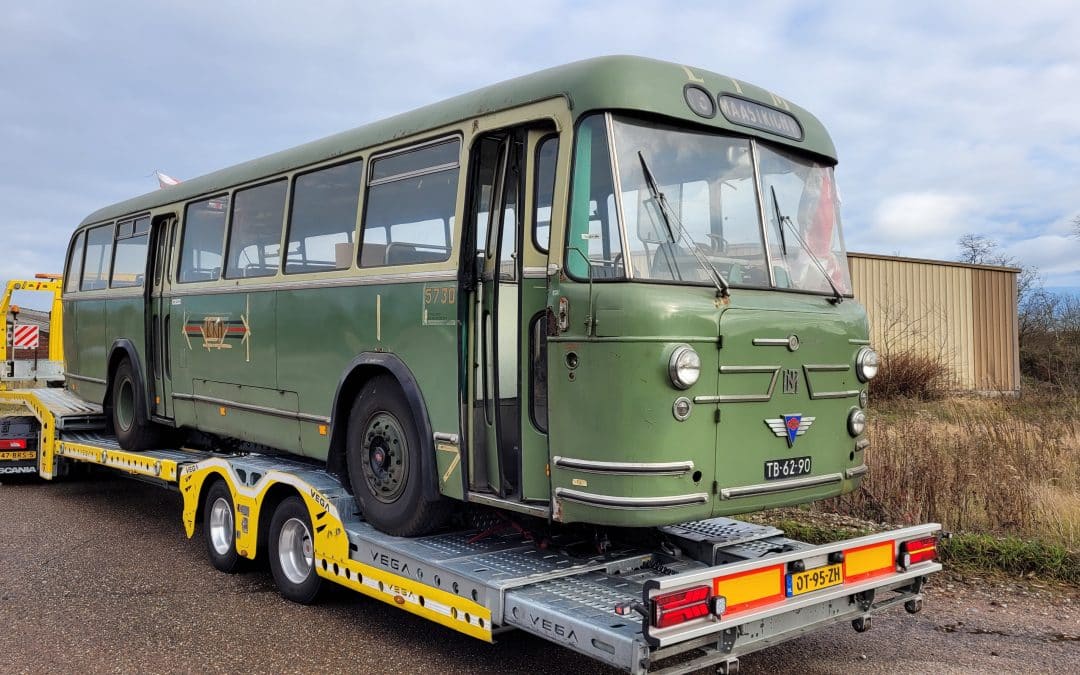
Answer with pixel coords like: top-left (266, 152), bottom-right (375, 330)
top-left (467, 124), bottom-right (555, 500)
top-left (148, 215), bottom-right (176, 421)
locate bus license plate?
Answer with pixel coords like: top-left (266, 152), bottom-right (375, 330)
top-left (764, 456), bottom-right (811, 480)
top-left (786, 563), bottom-right (842, 597)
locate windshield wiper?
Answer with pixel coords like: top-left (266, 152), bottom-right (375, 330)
top-left (638, 151), bottom-right (730, 299)
top-left (769, 186), bottom-right (843, 304)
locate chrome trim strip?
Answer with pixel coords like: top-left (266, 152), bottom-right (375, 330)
top-left (552, 456), bottom-right (694, 476)
top-left (720, 472), bottom-right (843, 499)
top-left (549, 336), bottom-right (715, 344)
top-left (171, 392), bottom-right (329, 424)
top-left (433, 432), bottom-right (460, 444)
top-left (845, 464), bottom-right (869, 479)
top-left (166, 270), bottom-right (457, 296)
top-left (555, 488), bottom-right (708, 509)
top-left (803, 364), bottom-right (860, 400)
top-left (848, 338), bottom-right (872, 345)
top-left (751, 338), bottom-right (790, 346)
top-left (66, 289), bottom-right (143, 301)
top-left (695, 365), bottom-right (780, 403)
top-left (855, 439), bottom-right (870, 452)
top-left (804, 363), bottom-right (850, 372)
top-left (64, 372), bottom-right (107, 385)
top-left (522, 266), bottom-right (548, 279)
top-left (466, 492), bottom-right (550, 518)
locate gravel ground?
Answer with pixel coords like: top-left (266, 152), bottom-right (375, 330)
top-left (1, 473), bottom-right (1076, 674)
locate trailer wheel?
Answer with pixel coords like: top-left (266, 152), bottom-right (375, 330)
top-left (111, 359), bottom-right (159, 451)
top-left (345, 375), bottom-right (447, 536)
top-left (203, 479), bottom-right (243, 573)
top-left (268, 495), bottom-right (323, 604)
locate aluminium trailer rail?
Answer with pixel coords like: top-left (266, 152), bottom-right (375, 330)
top-left (1, 388), bottom-right (942, 674)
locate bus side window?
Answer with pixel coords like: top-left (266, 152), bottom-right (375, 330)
top-left (65, 231), bottom-right (86, 293)
top-left (533, 134), bottom-right (558, 253)
top-left (226, 180), bottom-right (287, 279)
top-left (81, 223), bottom-right (115, 291)
top-left (112, 216), bottom-right (150, 288)
top-left (286, 159), bottom-right (363, 274)
top-left (179, 196), bottom-right (230, 283)
top-left (360, 138), bottom-right (460, 268)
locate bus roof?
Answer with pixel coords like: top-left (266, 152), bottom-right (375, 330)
top-left (78, 55), bottom-right (836, 228)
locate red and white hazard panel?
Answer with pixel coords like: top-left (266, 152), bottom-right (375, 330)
top-left (12, 324), bottom-right (40, 349)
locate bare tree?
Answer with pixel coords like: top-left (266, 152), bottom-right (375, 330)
top-left (1072, 214), bottom-right (1080, 240)
top-left (957, 233), bottom-right (998, 264)
top-left (956, 233), bottom-right (1041, 305)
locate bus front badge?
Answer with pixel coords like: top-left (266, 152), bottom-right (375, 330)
top-left (765, 415), bottom-right (815, 447)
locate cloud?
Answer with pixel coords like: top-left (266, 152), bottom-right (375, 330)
top-left (853, 192), bottom-right (978, 255)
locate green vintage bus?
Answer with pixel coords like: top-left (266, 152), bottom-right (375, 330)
top-left (62, 56), bottom-right (878, 536)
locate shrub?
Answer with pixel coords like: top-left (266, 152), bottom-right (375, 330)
top-left (868, 349), bottom-right (950, 400)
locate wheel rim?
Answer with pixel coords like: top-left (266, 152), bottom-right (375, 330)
top-left (208, 496), bottom-right (234, 556)
top-left (116, 377), bottom-right (135, 432)
top-left (361, 412), bottom-right (409, 503)
top-left (278, 517), bottom-right (313, 585)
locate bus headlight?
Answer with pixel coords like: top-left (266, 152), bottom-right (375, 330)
top-left (669, 345), bottom-right (701, 390)
top-left (848, 409), bottom-right (867, 437)
top-left (856, 347), bottom-right (879, 382)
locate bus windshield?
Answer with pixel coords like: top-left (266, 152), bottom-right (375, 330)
top-left (584, 114), bottom-right (851, 294)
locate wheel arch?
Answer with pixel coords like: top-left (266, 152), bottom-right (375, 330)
top-left (103, 339), bottom-right (150, 420)
top-left (256, 481), bottom-right (304, 557)
top-left (326, 352), bottom-right (439, 501)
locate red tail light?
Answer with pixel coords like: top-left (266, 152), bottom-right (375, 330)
top-left (651, 585), bottom-right (712, 628)
top-left (900, 536), bottom-right (938, 567)
top-left (1, 439), bottom-right (27, 449)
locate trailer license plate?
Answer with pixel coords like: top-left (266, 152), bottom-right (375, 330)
top-left (786, 563), bottom-right (842, 597)
top-left (764, 456), bottom-right (811, 480)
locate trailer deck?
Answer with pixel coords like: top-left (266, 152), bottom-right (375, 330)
top-left (1, 388), bottom-right (942, 674)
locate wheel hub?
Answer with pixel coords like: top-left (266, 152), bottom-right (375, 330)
top-left (361, 412), bottom-right (408, 503)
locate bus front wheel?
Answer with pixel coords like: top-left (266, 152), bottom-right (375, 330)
top-left (110, 358), bottom-right (160, 451)
top-left (346, 375), bottom-right (447, 536)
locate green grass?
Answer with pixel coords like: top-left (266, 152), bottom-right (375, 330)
top-left (940, 533), bottom-right (1080, 585)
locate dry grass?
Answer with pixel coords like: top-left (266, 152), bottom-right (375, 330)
top-left (869, 349), bottom-right (951, 401)
top-left (827, 390), bottom-right (1080, 550)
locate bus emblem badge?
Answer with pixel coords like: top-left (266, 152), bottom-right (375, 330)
top-left (201, 317), bottom-right (232, 349)
top-left (783, 369), bottom-right (799, 394)
top-left (765, 415), bottom-right (814, 447)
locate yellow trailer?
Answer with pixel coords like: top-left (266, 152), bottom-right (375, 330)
top-left (1, 385), bottom-right (942, 673)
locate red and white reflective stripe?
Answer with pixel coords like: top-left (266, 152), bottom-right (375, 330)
top-left (12, 324), bottom-right (40, 349)
top-left (1, 439), bottom-right (27, 449)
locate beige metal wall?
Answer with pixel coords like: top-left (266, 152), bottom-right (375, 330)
top-left (847, 252), bottom-right (1020, 392)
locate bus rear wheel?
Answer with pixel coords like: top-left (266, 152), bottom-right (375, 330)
top-left (110, 358), bottom-right (160, 451)
top-left (345, 375), bottom-right (447, 536)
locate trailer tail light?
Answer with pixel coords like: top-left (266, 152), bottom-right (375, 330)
top-left (900, 536), bottom-right (938, 568)
top-left (651, 585), bottom-right (712, 628)
top-left (1, 439), bottom-right (27, 449)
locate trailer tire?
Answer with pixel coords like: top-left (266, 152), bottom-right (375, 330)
top-left (268, 495), bottom-right (323, 604)
top-left (345, 375), bottom-right (447, 536)
top-left (203, 479), bottom-right (243, 573)
top-left (111, 359), bottom-right (160, 451)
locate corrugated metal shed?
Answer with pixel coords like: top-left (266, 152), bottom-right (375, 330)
top-left (847, 252), bottom-right (1020, 392)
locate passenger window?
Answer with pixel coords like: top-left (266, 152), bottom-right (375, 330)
top-left (81, 223), bottom-right (115, 291)
top-left (179, 196), bottom-right (229, 283)
top-left (226, 180), bottom-right (287, 279)
top-left (360, 139), bottom-right (460, 267)
top-left (65, 232), bottom-right (85, 293)
top-left (111, 216), bottom-right (150, 288)
top-left (533, 135), bottom-right (558, 252)
top-left (286, 160), bottom-right (363, 274)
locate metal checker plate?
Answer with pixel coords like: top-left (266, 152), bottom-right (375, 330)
top-left (661, 517), bottom-right (784, 547)
top-left (29, 389), bottom-right (103, 419)
top-left (719, 536), bottom-right (814, 560)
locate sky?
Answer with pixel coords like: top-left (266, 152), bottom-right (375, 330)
top-left (2, 0), bottom-right (1078, 309)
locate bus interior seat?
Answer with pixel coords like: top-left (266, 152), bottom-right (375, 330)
top-left (359, 242), bottom-right (386, 267)
top-left (385, 242), bottom-right (448, 266)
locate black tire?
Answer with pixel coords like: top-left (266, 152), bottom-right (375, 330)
top-left (345, 375), bottom-right (448, 536)
top-left (268, 495), bottom-right (323, 604)
top-left (202, 479), bottom-right (243, 573)
top-left (111, 359), bottom-right (160, 451)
